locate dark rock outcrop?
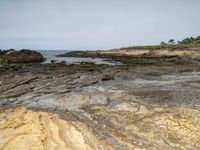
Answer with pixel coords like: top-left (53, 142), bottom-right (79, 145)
top-left (56, 51), bottom-right (98, 58)
top-left (0, 49), bottom-right (44, 64)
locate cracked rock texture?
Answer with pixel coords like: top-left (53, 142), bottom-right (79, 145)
top-left (0, 62), bottom-right (200, 150)
top-left (0, 107), bottom-right (106, 150)
top-left (0, 104), bottom-right (200, 150)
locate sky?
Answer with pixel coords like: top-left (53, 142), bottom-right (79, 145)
top-left (0, 0), bottom-right (200, 50)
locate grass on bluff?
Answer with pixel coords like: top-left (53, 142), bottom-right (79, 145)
top-left (120, 36), bottom-right (200, 50)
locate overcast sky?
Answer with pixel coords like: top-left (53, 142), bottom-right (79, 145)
top-left (0, 0), bottom-right (200, 50)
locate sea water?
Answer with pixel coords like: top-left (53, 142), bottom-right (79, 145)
top-left (37, 50), bottom-right (121, 65)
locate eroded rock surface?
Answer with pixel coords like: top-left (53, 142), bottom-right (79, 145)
top-left (0, 107), bottom-right (106, 150)
top-left (0, 103), bottom-right (200, 150)
top-left (0, 62), bottom-right (200, 149)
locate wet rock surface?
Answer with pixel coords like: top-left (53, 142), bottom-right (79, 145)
top-left (0, 60), bottom-right (200, 149)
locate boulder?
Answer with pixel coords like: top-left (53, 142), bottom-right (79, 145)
top-left (0, 49), bottom-right (44, 63)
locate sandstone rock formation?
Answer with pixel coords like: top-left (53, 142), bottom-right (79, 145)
top-left (0, 107), bottom-right (106, 150)
top-left (0, 58), bottom-right (200, 149)
top-left (0, 103), bottom-right (200, 149)
top-left (56, 49), bottom-right (200, 59)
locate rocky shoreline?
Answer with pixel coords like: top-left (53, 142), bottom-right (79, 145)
top-left (1, 49), bottom-right (200, 149)
top-left (57, 48), bottom-right (200, 64)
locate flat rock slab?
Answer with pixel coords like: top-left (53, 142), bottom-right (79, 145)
top-left (0, 62), bottom-right (200, 149)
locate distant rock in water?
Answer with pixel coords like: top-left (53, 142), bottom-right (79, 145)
top-left (0, 49), bottom-right (44, 64)
top-left (56, 51), bottom-right (98, 58)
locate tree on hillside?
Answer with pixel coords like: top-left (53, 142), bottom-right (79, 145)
top-left (178, 36), bottom-right (200, 45)
top-left (160, 41), bottom-right (167, 45)
top-left (196, 36), bottom-right (200, 40)
top-left (168, 39), bottom-right (175, 45)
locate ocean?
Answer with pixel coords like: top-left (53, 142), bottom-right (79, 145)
top-left (37, 50), bottom-right (120, 65)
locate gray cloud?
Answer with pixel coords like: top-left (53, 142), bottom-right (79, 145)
top-left (0, 0), bottom-right (200, 50)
